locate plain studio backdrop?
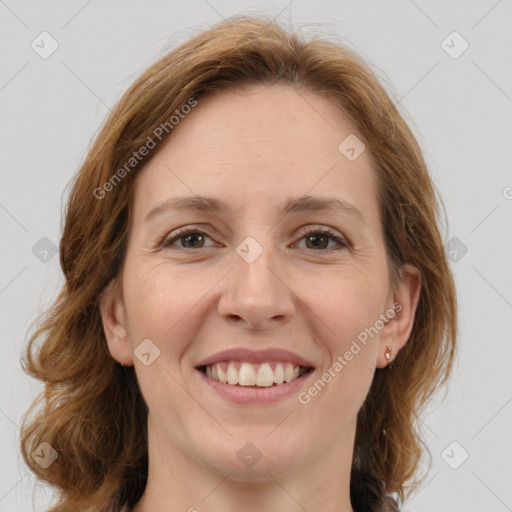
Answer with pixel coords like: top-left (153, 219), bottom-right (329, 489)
top-left (1, 1), bottom-right (511, 511)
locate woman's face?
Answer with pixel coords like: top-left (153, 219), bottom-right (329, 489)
top-left (101, 84), bottom-right (420, 482)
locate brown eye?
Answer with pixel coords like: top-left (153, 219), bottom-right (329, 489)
top-left (178, 232), bottom-right (206, 248)
top-left (295, 228), bottom-right (348, 252)
top-left (162, 226), bottom-right (348, 253)
top-left (305, 232), bottom-right (330, 249)
top-left (163, 228), bottom-right (214, 249)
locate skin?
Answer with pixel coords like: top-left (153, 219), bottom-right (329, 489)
top-left (100, 84), bottom-right (421, 512)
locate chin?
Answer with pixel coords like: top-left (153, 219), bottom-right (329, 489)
top-left (197, 434), bottom-right (305, 481)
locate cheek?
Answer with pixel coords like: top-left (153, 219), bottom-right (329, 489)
top-left (301, 288), bottom-right (380, 425)
top-left (305, 265), bottom-right (387, 345)
top-left (122, 262), bottom-right (196, 353)
top-left (122, 259), bottom-right (231, 373)
top-left (305, 269), bottom-right (384, 401)
top-left (122, 263), bottom-right (205, 422)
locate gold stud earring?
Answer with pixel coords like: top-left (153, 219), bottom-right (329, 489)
top-left (384, 345), bottom-right (392, 362)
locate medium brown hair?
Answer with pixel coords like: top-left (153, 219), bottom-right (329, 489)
top-left (20, 15), bottom-right (457, 512)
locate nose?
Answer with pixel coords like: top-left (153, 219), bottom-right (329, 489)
top-left (217, 243), bottom-right (295, 331)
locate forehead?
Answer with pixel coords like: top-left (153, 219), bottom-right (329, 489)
top-left (130, 84), bottom-right (379, 225)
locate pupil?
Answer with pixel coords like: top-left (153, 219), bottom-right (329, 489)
top-left (308, 234), bottom-right (327, 249)
top-left (184, 233), bottom-right (203, 248)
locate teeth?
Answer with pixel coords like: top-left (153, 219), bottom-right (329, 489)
top-left (218, 365), bottom-right (227, 383)
top-left (256, 363), bottom-right (274, 387)
top-left (239, 362), bottom-right (256, 386)
top-left (284, 363), bottom-right (294, 382)
top-left (227, 362), bottom-right (238, 385)
top-left (203, 361), bottom-right (308, 387)
top-left (274, 363), bottom-right (284, 384)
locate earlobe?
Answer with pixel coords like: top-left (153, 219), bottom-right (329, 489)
top-left (377, 264), bottom-right (422, 368)
top-left (99, 279), bottom-right (134, 366)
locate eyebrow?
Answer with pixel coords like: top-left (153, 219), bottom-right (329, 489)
top-left (144, 195), bottom-right (366, 224)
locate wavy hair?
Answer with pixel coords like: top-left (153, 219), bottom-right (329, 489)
top-left (20, 15), bottom-right (457, 512)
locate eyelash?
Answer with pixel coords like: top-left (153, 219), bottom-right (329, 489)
top-left (161, 226), bottom-right (348, 253)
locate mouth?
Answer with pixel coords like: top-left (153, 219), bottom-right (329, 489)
top-left (196, 361), bottom-right (315, 388)
top-left (194, 348), bottom-right (316, 404)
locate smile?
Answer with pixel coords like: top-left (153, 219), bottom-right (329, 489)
top-left (195, 347), bottom-right (316, 404)
top-left (200, 361), bottom-right (313, 387)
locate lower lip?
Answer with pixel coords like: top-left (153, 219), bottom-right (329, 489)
top-left (197, 368), bottom-right (315, 405)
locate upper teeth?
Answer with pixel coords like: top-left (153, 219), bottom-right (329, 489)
top-left (205, 362), bottom-right (306, 387)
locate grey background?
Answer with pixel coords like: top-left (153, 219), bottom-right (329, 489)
top-left (1, 1), bottom-right (511, 511)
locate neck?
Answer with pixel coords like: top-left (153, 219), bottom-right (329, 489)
top-left (132, 416), bottom-right (356, 512)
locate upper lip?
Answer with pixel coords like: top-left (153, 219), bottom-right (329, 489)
top-left (196, 348), bottom-right (315, 369)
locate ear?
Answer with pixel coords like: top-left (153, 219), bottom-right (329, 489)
top-left (376, 263), bottom-right (422, 368)
top-left (99, 279), bottom-right (134, 366)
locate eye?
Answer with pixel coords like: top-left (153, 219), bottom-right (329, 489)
top-left (293, 227), bottom-right (348, 253)
top-left (162, 227), bottom-right (216, 249)
top-left (161, 226), bottom-right (348, 253)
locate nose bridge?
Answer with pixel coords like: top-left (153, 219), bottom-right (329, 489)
top-left (217, 233), bottom-right (294, 328)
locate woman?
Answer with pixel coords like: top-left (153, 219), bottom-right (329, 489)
top-left (20, 15), bottom-right (457, 512)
